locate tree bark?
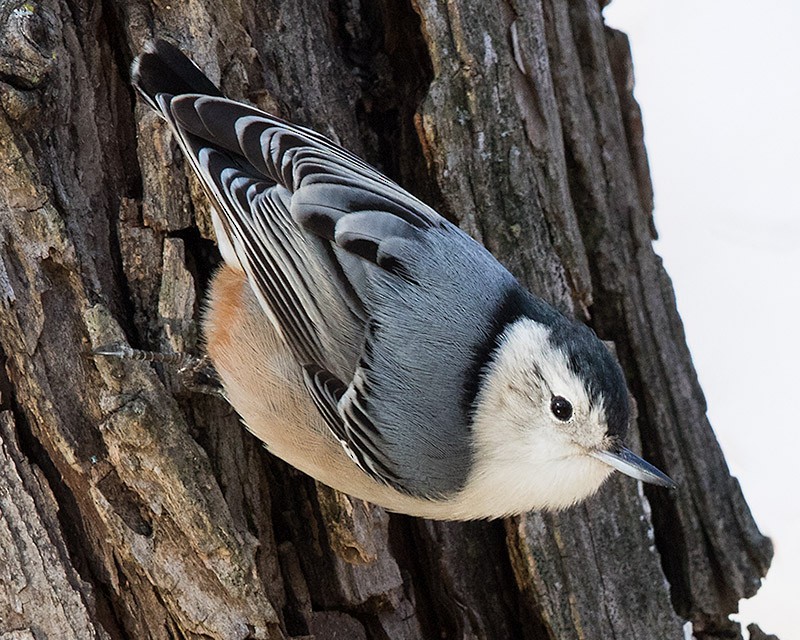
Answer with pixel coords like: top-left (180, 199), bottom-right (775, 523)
top-left (0, 1), bottom-right (774, 639)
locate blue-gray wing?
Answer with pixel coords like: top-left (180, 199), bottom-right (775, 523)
top-left (133, 43), bottom-right (518, 498)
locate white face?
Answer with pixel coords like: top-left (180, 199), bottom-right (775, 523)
top-left (459, 319), bottom-right (619, 517)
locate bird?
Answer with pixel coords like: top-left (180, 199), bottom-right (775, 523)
top-left (129, 39), bottom-right (675, 520)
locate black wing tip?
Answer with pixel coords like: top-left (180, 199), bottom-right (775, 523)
top-left (131, 39), bottom-right (223, 108)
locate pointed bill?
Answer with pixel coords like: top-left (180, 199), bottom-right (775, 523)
top-left (591, 447), bottom-right (677, 489)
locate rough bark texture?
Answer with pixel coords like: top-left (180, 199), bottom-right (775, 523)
top-left (0, 1), bottom-right (775, 639)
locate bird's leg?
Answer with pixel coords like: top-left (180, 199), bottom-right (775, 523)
top-left (92, 342), bottom-right (226, 398)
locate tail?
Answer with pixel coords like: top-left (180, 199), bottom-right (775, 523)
top-left (131, 40), bottom-right (223, 112)
top-left (130, 40), bottom-right (241, 269)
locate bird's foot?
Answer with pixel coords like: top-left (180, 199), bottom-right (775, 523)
top-left (92, 342), bottom-right (225, 398)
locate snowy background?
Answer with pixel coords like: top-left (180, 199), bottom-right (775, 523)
top-left (603, 2), bottom-right (799, 638)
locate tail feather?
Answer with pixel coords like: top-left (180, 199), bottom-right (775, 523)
top-left (130, 40), bottom-right (241, 270)
top-left (131, 40), bottom-right (223, 111)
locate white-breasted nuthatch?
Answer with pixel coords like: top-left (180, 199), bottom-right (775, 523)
top-left (130, 40), bottom-right (675, 520)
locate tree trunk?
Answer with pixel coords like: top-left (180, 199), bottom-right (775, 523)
top-left (0, 1), bottom-right (774, 639)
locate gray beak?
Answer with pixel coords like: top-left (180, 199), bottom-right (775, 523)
top-left (591, 447), bottom-right (677, 489)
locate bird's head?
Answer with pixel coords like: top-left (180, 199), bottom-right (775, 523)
top-left (466, 309), bottom-right (675, 515)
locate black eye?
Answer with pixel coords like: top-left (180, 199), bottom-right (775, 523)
top-left (550, 396), bottom-right (573, 421)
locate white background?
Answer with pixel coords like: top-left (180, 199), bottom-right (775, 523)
top-left (604, 2), bottom-right (799, 638)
